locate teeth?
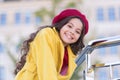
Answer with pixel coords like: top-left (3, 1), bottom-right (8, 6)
top-left (67, 35), bottom-right (71, 39)
top-left (66, 33), bottom-right (72, 39)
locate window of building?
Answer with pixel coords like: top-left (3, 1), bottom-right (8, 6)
top-left (98, 48), bottom-right (106, 56)
top-left (15, 12), bottom-right (21, 24)
top-left (0, 13), bottom-right (7, 25)
top-left (96, 68), bottom-right (109, 80)
top-left (0, 43), bottom-right (4, 53)
top-left (96, 7), bottom-right (104, 21)
top-left (113, 68), bottom-right (119, 79)
top-left (0, 66), bottom-right (5, 80)
top-left (108, 7), bottom-right (116, 21)
top-left (113, 65), bottom-right (120, 79)
top-left (25, 12), bottom-right (31, 24)
top-left (110, 46), bottom-right (118, 55)
top-left (96, 36), bottom-right (106, 56)
top-left (35, 17), bottom-right (41, 25)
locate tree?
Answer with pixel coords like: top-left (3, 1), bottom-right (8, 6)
top-left (35, 0), bottom-right (81, 23)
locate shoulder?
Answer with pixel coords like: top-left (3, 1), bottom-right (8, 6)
top-left (35, 27), bottom-right (57, 41)
top-left (33, 27), bottom-right (60, 43)
top-left (38, 27), bottom-right (55, 36)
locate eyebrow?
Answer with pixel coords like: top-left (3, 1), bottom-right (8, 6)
top-left (69, 22), bottom-right (82, 31)
top-left (69, 22), bottom-right (74, 26)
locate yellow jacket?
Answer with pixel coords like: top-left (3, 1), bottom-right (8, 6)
top-left (15, 27), bottom-right (77, 80)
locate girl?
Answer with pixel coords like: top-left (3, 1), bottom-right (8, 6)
top-left (14, 8), bottom-right (89, 80)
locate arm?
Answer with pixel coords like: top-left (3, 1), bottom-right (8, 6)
top-left (30, 28), bottom-right (58, 80)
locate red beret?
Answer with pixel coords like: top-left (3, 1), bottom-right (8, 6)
top-left (52, 9), bottom-right (89, 35)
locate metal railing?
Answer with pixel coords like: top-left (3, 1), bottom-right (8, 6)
top-left (75, 35), bottom-right (120, 80)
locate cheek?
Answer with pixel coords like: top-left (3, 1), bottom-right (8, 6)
top-left (59, 30), bottom-right (64, 40)
top-left (76, 35), bottom-right (81, 41)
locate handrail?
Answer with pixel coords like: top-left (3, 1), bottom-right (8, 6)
top-left (75, 35), bottom-right (120, 69)
top-left (93, 62), bottom-right (120, 68)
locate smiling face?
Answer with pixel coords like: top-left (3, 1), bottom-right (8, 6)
top-left (59, 18), bottom-right (83, 46)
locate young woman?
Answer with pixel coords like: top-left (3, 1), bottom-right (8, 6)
top-left (14, 8), bottom-right (89, 80)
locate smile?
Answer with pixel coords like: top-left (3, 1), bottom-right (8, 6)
top-left (65, 32), bottom-right (73, 40)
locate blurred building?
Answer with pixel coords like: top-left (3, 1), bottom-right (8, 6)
top-left (83, 0), bottom-right (120, 60)
top-left (81, 0), bottom-right (120, 80)
top-left (0, 0), bottom-right (52, 80)
top-left (0, 0), bottom-right (120, 80)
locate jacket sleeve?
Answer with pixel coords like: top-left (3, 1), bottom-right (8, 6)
top-left (30, 29), bottom-right (58, 80)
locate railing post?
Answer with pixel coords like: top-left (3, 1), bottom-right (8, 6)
top-left (73, 35), bottom-right (120, 80)
top-left (109, 65), bottom-right (113, 79)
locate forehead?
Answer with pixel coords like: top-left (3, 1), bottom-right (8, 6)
top-left (68, 18), bottom-right (83, 28)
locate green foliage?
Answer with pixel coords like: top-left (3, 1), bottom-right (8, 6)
top-left (70, 66), bottom-right (83, 80)
top-left (35, 8), bottom-right (50, 20)
top-left (34, 0), bottom-right (78, 23)
top-left (66, 2), bottom-right (76, 8)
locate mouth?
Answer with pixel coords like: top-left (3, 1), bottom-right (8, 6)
top-left (65, 32), bottom-right (73, 40)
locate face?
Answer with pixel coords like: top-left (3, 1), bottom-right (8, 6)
top-left (60, 18), bottom-right (83, 46)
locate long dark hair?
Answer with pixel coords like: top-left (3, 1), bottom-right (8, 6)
top-left (14, 16), bottom-right (86, 75)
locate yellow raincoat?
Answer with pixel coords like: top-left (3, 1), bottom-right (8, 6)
top-left (15, 27), bottom-right (77, 80)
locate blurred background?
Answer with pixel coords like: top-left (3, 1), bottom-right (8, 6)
top-left (0, 0), bottom-right (120, 80)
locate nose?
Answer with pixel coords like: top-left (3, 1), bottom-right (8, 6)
top-left (70, 29), bottom-right (75, 35)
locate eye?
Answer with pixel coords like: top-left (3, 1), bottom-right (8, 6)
top-left (76, 30), bottom-right (81, 34)
top-left (68, 25), bottom-right (72, 28)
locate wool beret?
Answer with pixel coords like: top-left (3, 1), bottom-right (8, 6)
top-left (52, 9), bottom-right (89, 35)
